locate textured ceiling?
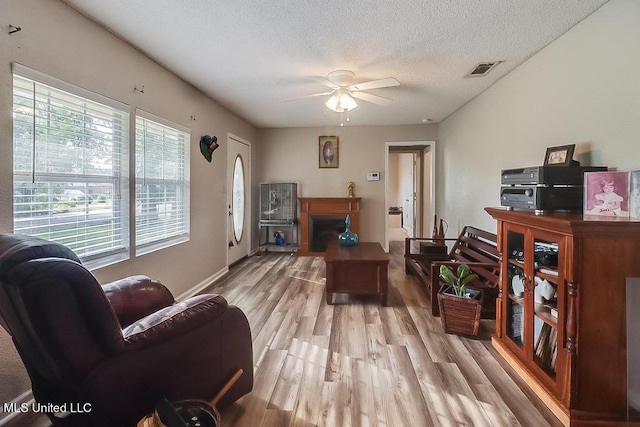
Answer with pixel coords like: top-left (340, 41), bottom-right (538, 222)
top-left (61, 0), bottom-right (608, 128)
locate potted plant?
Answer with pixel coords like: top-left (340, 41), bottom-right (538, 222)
top-left (437, 264), bottom-right (482, 336)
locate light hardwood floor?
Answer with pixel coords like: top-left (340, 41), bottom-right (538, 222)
top-left (5, 242), bottom-right (562, 426)
top-left (215, 242), bottom-right (561, 427)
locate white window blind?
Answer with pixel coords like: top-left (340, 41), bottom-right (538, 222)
top-left (135, 111), bottom-right (190, 255)
top-left (12, 64), bottom-right (130, 267)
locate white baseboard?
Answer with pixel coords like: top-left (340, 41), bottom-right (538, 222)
top-left (0, 390), bottom-right (35, 426)
top-left (174, 266), bottom-right (229, 302)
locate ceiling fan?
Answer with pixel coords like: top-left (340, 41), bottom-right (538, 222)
top-left (288, 70), bottom-right (400, 123)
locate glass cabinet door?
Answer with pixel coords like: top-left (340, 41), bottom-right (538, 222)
top-left (531, 234), bottom-right (561, 382)
top-left (506, 228), bottom-right (525, 350)
top-left (503, 225), bottom-right (564, 391)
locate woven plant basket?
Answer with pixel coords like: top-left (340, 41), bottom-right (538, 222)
top-left (437, 290), bottom-right (482, 337)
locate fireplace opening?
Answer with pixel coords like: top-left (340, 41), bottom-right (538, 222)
top-left (309, 215), bottom-right (346, 253)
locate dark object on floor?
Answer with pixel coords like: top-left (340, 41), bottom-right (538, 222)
top-left (0, 234), bottom-right (253, 427)
top-left (154, 396), bottom-right (190, 427)
top-left (138, 399), bottom-right (220, 427)
top-left (140, 367), bottom-right (244, 427)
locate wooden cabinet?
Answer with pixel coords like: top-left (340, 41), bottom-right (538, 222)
top-left (486, 207), bottom-right (640, 426)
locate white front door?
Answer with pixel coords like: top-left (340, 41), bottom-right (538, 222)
top-left (227, 135), bottom-right (251, 265)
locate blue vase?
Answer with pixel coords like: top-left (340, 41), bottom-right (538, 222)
top-left (338, 214), bottom-right (358, 246)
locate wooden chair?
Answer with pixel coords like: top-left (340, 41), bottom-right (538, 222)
top-left (405, 226), bottom-right (500, 317)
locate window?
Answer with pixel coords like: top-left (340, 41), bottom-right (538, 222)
top-left (135, 111), bottom-right (190, 255)
top-left (232, 154), bottom-right (245, 242)
top-left (12, 64), bottom-right (130, 268)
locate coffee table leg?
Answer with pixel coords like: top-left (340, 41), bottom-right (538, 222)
top-left (326, 262), bottom-right (334, 305)
top-left (380, 264), bottom-right (388, 306)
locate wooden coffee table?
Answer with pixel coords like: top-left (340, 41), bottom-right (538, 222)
top-left (324, 241), bottom-right (390, 305)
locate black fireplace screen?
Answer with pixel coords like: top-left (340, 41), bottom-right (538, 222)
top-left (309, 215), bottom-right (346, 252)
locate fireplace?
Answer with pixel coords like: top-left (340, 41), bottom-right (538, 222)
top-left (309, 215), bottom-right (346, 253)
top-left (298, 197), bottom-right (361, 256)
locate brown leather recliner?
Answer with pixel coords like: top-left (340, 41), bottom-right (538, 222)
top-left (0, 234), bottom-right (253, 426)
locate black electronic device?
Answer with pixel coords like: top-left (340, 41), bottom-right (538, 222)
top-left (534, 244), bottom-right (558, 267)
top-left (500, 186), bottom-right (585, 213)
top-left (501, 166), bottom-right (607, 186)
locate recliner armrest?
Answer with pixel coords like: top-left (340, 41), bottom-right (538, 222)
top-left (121, 294), bottom-right (228, 349)
top-left (102, 275), bottom-right (175, 328)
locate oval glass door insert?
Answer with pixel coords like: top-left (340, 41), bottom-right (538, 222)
top-left (232, 154), bottom-right (245, 242)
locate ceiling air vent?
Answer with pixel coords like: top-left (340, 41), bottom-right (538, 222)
top-left (465, 61), bottom-right (501, 78)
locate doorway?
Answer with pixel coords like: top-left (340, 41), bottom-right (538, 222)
top-left (227, 134), bottom-right (251, 266)
top-left (384, 141), bottom-right (436, 252)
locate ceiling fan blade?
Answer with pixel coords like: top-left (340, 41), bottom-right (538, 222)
top-left (312, 76), bottom-right (340, 90)
top-left (283, 91), bottom-right (333, 102)
top-left (349, 77), bottom-right (400, 92)
top-left (352, 91), bottom-right (393, 106)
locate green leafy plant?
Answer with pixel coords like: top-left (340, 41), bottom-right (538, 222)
top-left (439, 264), bottom-right (479, 298)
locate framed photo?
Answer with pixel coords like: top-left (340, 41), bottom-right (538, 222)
top-left (319, 136), bottom-right (339, 168)
top-left (584, 171), bottom-right (629, 217)
top-left (543, 144), bottom-right (575, 166)
top-left (630, 170), bottom-right (640, 219)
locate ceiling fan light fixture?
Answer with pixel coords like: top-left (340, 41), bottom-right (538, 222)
top-left (340, 92), bottom-right (358, 111)
top-left (325, 90), bottom-right (358, 112)
top-left (324, 94), bottom-right (340, 112)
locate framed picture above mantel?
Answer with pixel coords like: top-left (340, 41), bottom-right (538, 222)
top-left (319, 136), bottom-right (339, 168)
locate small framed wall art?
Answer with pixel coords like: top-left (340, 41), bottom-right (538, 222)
top-left (319, 136), bottom-right (339, 168)
top-left (543, 144), bottom-right (575, 166)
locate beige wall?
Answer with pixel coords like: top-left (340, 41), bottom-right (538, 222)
top-left (439, 0), bottom-right (640, 235)
top-left (1, 0), bottom-right (258, 291)
top-left (255, 125), bottom-right (438, 245)
top-left (0, 0), bottom-right (257, 407)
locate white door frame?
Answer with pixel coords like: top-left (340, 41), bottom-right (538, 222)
top-left (384, 140), bottom-right (436, 252)
top-left (226, 133), bottom-right (252, 267)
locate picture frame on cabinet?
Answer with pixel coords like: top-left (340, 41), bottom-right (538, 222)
top-left (630, 170), bottom-right (640, 219)
top-left (543, 144), bottom-right (575, 166)
top-left (584, 171), bottom-right (629, 217)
